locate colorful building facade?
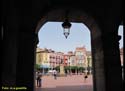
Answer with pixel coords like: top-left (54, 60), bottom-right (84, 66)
top-left (67, 51), bottom-right (76, 66)
top-left (36, 46), bottom-right (92, 73)
top-left (74, 46), bottom-right (87, 68)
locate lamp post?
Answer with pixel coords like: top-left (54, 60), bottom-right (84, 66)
top-left (62, 19), bottom-right (72, 39)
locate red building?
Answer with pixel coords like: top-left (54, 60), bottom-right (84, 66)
top-left (63, 54), bottom-right (68, 66)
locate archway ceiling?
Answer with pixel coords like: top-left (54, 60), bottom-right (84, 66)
top-left (43, 9), bottom-right (89, 23)
top-left (34, 0), bottom-right (122, 32)
top-left (36, 9), bottom-right (91, 32)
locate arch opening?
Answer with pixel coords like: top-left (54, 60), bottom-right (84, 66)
top-left (34, 8), bottom-right (105, 91)
top-left (35, 21), bottom-right (93, 90)
top-left (118, 25), bottom-right (124, 80)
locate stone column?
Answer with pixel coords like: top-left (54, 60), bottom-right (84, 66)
top-left (16, 31), bottom-right (38, 91)
top-left (2, 29), bottom-right (18, 87)
top-left (2, 3), bottom-right (20, 88)
top-left (91, 25), bottom-right (106, 91)
top-left (102, 33), bottom-right (123, 91)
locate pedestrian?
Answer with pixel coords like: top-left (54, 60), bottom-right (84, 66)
top-left (36, 71), bottom-right (42, 87)
top-left (84, 74), bottom-right (88, 82)
top-left (53, 70), bottom-right (57, 80)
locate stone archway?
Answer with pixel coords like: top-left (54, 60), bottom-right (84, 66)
top-left (2, 0), bottom-right (122, 91)
top-left (35, 8), bottom-right (105, 91)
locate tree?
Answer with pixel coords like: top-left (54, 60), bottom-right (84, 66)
top-left (35, 64), bottom-right (41, 70)
top-left (70, 66), bottom-right (78, 73)
top-left (55, 66), bottom-right (60, 72)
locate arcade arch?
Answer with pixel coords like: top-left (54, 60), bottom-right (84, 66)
top-left (35, 8), bottom-right (105, 91)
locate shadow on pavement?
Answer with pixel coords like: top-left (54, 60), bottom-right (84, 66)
top-left (36, 85), bottom-right (92, 91)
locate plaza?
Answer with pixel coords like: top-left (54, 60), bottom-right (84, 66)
top-left (35, 75), bottom-right (93, 91)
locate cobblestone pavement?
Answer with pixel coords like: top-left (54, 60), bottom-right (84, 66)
top-left (35, 74), bottom-right (93, 91)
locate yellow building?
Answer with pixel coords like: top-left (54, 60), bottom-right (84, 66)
top-left (36, 47), bottom-right (43, 66)
top-left (36, 48), bottom-right (51, 74)
top-left (86, 51), bottom-right (92, 67)
top-left (36, 48), bottom-right (51, 68)
top-left (42, 48), bottom-right (50, 68)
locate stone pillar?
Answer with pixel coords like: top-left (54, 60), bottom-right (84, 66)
top-left (2, 3), bottom-right (20, 87)
top-left (2, 29), bottom-right (18, 87)
top-left (91, 25), bottom-right (106, 91)
top-left (102, 33), bottom-right (123, 91)
top-left (16, 31), bottom-right (38, 91)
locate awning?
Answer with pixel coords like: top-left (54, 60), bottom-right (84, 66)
top-left (40, 65), bottom-right (50, 68)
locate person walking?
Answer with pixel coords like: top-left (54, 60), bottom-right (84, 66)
top-left (36, 71), bottom-right (42, 87)
top-left (53, 70), bottom-right (57, 80)
top-left (84, 74), bottom-right (88, 82)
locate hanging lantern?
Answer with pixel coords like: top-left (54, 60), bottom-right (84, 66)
top-left (62, 19), bottom-right (72, 39)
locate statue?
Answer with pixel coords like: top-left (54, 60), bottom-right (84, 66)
top-left (59, 59), bottom-right (65, 76)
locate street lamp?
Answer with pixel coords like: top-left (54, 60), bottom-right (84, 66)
top-left (62, 19), bottom-right (72, 39)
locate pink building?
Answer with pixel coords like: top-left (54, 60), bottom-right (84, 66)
top-left (63, 54), bottom-right (68, 66)
top-left (49, 51), bottom-right (64, 69)
top-left (67, 51), bottom-right (76, 66)
top-left (120, 48), bottom-right (123, 66)
top-left (74, 46), bottom-right (87, 67)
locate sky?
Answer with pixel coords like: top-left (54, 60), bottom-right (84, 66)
top-left (118, 25), bottom-right (123, 48)
top-left (37, 22), bottom-right (123, 53)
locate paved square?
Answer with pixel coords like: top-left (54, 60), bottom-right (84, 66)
top-left (35, 75), bottom-right (93, 91)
